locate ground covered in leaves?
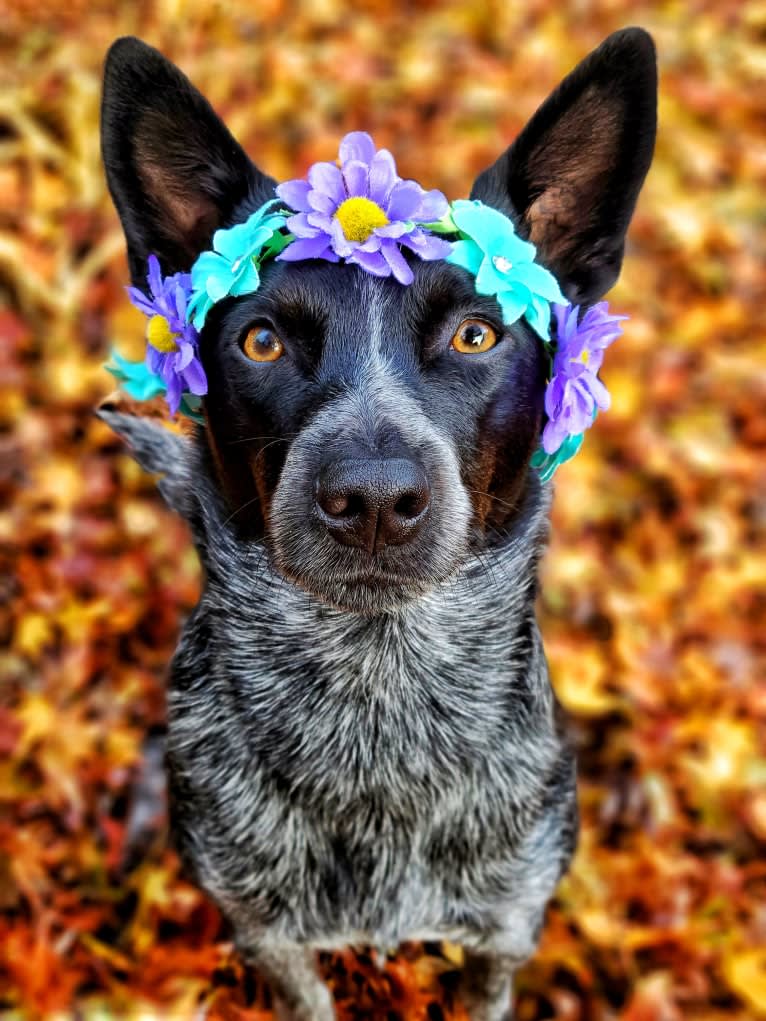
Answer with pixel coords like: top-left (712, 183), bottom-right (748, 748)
top-left (1, 1), bottom-right (765, 1018)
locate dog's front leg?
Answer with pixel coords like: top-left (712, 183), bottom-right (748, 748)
top-left (458, 949), bottom-right (521, 1021)
top-left (237, 938), bottom-right (335, 1021)
top-left (458, 909), bottom-right (544, 1021)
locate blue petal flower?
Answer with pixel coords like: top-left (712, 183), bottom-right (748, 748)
top-left (447, 199), bottom-right (566, 338)
top-left (188, 200), bottom-right (288, 328)
top-left (105, 350), bottom-right (166, 401)
top-left (120, 256), bottom-right (208, 418)
top-left (275, 132), bottom-right (451, 284)
top-left (541, 303), bottom-right (626, 455)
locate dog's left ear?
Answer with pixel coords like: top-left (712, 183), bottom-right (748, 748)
top-left (471, 27), bottom-right (657, 305)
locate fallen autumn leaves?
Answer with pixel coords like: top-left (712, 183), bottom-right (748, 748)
top-left (1, 1), bottom-right (765, 1018)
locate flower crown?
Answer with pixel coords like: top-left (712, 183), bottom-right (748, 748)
top-left (108, 131), bottom-right (626, 480)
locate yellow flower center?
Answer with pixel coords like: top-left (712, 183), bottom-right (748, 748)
top-left (147, 314), bottom-right (180, 353)
top-left (335, 197), bottom-right (389, 242)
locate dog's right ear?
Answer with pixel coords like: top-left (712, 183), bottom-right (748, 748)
top-left (101, 37), bottom-right (276, 284)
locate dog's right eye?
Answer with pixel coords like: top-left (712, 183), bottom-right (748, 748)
top-left (243, 326), bottom-right (285, 363)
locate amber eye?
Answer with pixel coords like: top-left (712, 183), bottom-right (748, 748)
top-left (243, 326), bottom-right (284, 363)
top-left (450, 319), bottom-right (498, 354)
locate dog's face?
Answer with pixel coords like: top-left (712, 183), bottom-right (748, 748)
top-left (199, 258), bottom-right (546, 611)
top-left (101, 32), bottom-right (656, 613)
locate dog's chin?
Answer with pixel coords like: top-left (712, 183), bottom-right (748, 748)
top-left (274, 562), bottom-right (444, 615)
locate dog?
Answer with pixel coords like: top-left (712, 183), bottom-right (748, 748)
top-left (97, 27), bottom-right (656, 1020)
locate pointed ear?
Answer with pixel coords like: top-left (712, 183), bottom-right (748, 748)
top-left (96, 397), bottom-right (219, 555)
top-left (95, 397), bottom-right (193, 515)
top-left (471, 28), bottom-right (657, 305)
top-left (101, 37), bottom-right (276, 283)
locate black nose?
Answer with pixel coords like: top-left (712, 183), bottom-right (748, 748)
top-left (315, 458), bottom-right (431, 551)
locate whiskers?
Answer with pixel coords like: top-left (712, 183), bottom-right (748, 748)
top-left (216, 466), bottom-right (533, 615)
top-left (464, 486), bottom-right (520, 519)
top-left (462, 487), bottom-right (528, 592)
top-left (221, 495), bottom-right (262, 529)
top-left (219, 433), bottom-right (294, 527)
top-left (226, 432), bottom-right (297, 446)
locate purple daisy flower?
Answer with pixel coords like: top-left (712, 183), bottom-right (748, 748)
top-left (541, 302), bottom-right (628, 455)
top-left (275, 131), bottom-right (453, 285)
top-left (127, 255), bottom-right (207, 416)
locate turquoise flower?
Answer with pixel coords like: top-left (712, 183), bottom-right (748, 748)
top-left (187, 200), bottom-right (290, 329)
top-left (530, 431), bottom-right (586, 482)
top-left (106, 350), bottom-right (165, 401)
top-left (446, 200), bottom-right (566, 339)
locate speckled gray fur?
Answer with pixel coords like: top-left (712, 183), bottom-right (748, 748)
top-left (97, 406), bottom-right (577, 1020)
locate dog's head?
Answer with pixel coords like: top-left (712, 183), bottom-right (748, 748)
top-left (99, 30), bottom-right (656, 614)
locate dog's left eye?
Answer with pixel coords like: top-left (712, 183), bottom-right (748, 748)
top-left (451, 319), bottom-right (498, 355)
top-left (243, 326), bottom-right (284, 363)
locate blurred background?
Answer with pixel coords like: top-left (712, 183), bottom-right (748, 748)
top-left (1, 1), bottom-right (764, 1018)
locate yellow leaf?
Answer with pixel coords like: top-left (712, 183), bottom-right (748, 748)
top-left (722, 949), bottom-right (766, 1016)
top-left (14, 613), bottom-right (52, 659)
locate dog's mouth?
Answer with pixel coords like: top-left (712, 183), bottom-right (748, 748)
top-left (268, 536), bottom-right (467, 615)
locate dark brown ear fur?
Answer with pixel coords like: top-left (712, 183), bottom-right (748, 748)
top-left (101, 36), bottom-right (276, 284)
top-left (471, 27), bottom-right (657, 304)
